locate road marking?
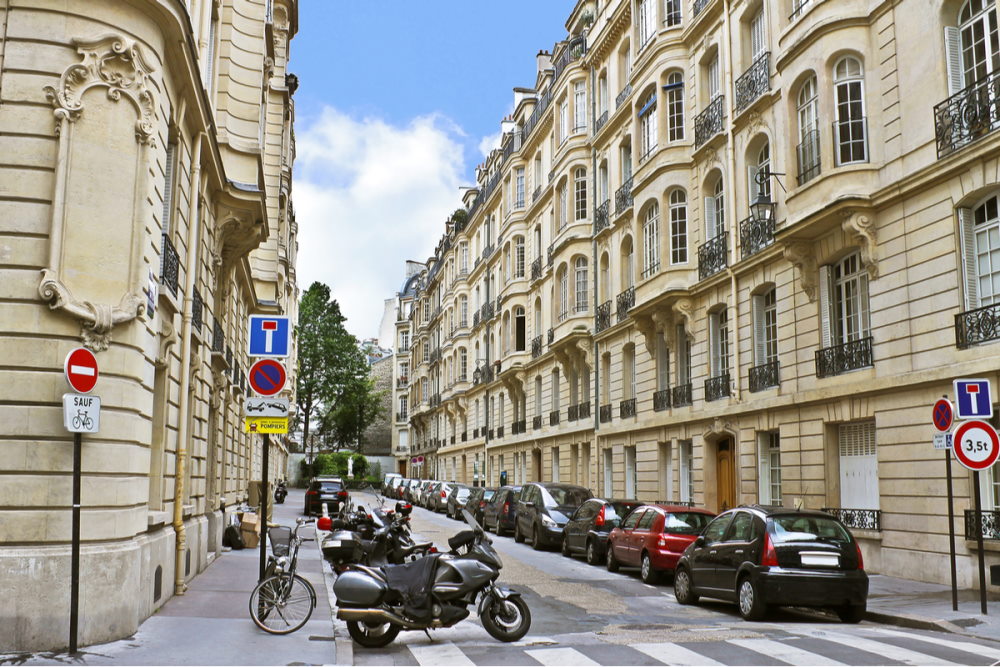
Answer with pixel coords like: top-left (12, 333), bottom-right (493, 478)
top-left (409, 641), bottom-right (474, 666)
top-left (787, 628), bottom-right (962, 665)
top-left (525, 647), bottom-right (599, 666)
top-left (728, 638), bottom-right (847, 666)
top-left (513, 636), bottom-right (558, 646)
top-left (869, 628), bottom-right (1000, 662)
top-left (632, 642), bottom-right (724, 666)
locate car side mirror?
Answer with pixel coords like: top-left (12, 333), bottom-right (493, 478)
top-left (694, 535), bottom-right (706, 547)
top-left (524, 501), bottom-right (535, 508)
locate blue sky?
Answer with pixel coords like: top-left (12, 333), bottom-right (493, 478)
top-left (290, 1), bottom-right (575, 341)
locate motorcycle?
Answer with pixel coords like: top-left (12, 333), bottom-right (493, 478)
top-left (322, 501), bottom-right (433, 571)
top-left (274, 480), bottom-right (287, 504)
top-left (332, 508), bottom-right (531, 648)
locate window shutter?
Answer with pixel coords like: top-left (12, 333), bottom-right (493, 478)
top-left (944, 27), bottom-right (964, 96)
top-left (758, 435), bottom-right (771, 504)
top-left (752, 294), bottom-right (766, 365)
top-left (161, 142), bottom-right (175, 235)
top-left (704, 196), bottom-right (716, 240)
top-left (818, 264), bottom-right (833, 348)
top-left (747, 164), bottom-right (760, 206)
top-left (708, 313), bottom-right (720, 376)
top-left (204, 19), bottom-right (217, 89)
top-left (958, 207), bottom-right (979, 310)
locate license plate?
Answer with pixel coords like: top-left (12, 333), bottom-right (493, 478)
top-left (325, 539), bottom-right (341, 547)
top-left (800, 552), bottom-right (840, 567)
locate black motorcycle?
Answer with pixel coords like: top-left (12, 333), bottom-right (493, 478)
top-left (322, 502), bottom-right (433, 571)
top-left (332, 508), bottom-right (531, 648)
top-left (274, 480), bottom-right (287, 504)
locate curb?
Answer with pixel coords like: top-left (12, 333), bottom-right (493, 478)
top-left (863, 609), bottom-right (980, 637)
top-left (313, 526), bottom-right (353, 666)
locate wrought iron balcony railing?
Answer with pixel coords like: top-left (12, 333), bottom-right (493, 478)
top-left (693, 0), bottom-right (712, 17)
top-left (473, 311), bottom-right (481, 328)
top-left (547, 244), bottom-right (555, 267)
top-left (748, 360), bottom-right (779, 392)
top-left (934, 68), bottom-right (1000, 158)
top-left (672, 382), bottom-right (692, 407)
top-left (462, 431), bottom-right (467, 442)
top-left (594, 199), bottom-right (610, 234)
top-left (616, 286), bottom-right (635, 322)
top-left (533, 185), bottom-right (542, 203)
top-left (797, 129), bottom-right (821, 185)
top-left (619, 397), bottom-right (637, 418)
top-left (552, 36), bottom-right (587, 82)
top-left (694, 95), bottom-right (725, 148)
top-left (705, 373), bottom-right (731, 402)
top-left (579, 401), bottom-right (591, 419)
top-left (533, 415), bottom-right (542, 430)
top-left (191, 289), bottom-right (203, 331)
top-left (698, 232), bottom-right (728, 280)
top-left (568, 404), bottom-right (579, 422)
top-left (599, 404), bottom-right (612, 423)
top-left (955, 302), bottom-right (1000, 349)
top-left (451, 435), bottom-right (456, 445)
top-left (653, 388), bottom-right (671, 411)
top-left (547, 328), bottom-right (555, 345)
top-left (531, 256), bottom-right (542, 280)
top-left (734, 52), bottom-right (770, 114)
top-left (823, 508), bottom-right (882, 532)
top-left (531, 335), bottom-right (543, 358)
top-left (965, 509), bottom-right (1000, 540)
top-left (815, 336), bottom-right (874, 378)
top-left (739, 214), bottom-right (775, 259)
top-left (496, 426), bottom-right (503, 439)
top-left (614, 176), bottom-right (634, 215)
top-left (595, 300), bottom-right (612, 333)
top-left (513, 419), bottom-right (526, 435)
top-left (212, 318), bottom-right (224, 353)
top-left (594, 110), bottom-right (609, 134)
top-left (549, 410), bottom-right (560, 426)
top-left (615, 83), bottom-right (632, 110)
top-left (489, 428), bottom-right (495, 439)
top-left (642, 260), bottom-right (660, 279)
top-left (473, 427), bottom-right (479, 438)
top-left (160, 234), bottom-right (180, 297)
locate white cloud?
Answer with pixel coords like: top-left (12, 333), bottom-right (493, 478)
top-left (294, 107), bottom-right (466, 341)
top-left (478, 131), bottom-right (502, 159)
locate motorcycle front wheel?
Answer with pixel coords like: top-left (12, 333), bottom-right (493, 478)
top-left (480, 595), bottom-right (531, 642)
top-left (346, 619), bottom-right (401, 648)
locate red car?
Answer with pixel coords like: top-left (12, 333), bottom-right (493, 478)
top-left (606, 504), bottom-right (715, 583)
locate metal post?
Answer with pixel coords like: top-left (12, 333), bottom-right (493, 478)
top-left (70, 432), bottom-right (82, 653)
top-left (974, 470), bottom-right (988, 615)
top-left (945, 449), bottom-right (958, 611)
top-left (259, 433), bottom-right (270, 582)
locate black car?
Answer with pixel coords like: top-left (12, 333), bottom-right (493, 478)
top-left (674, 505), bottom-right (869, 622)
top-left (304, 477), bottom-right (348, 516)
top-left (514, 482), bottom-right (593, 550)
top-left (463, 487), bottom-right (497, 525)
top-left (445, 483), bottom-right (472, 518)
top-left (483, 485), bottom-right (522, 536)
top-left (561, 498), bottom-right (642, 565)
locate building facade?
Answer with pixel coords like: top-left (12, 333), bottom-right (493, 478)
top-left (391, 262), bottom-right (425, 475)
top-left (0, 0), bottom-right (299, 650)
top-left (403, 0), bottom-right (1000, 590)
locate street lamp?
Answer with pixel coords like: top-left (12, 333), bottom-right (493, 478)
top-left (750, 167), bottom-right (786, 223)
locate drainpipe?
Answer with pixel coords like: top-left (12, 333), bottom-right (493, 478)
top-left (590, 60), bottom-right (600, 492)
top-left (174, 132), bottom-right (204, 595)
top-left (722, 0), bottom-right (742, 402)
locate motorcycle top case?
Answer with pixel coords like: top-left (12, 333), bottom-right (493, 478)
top-left (322, 530), bottom-right (363, 564)
top-left (333, 570), bottom-right (387, 606)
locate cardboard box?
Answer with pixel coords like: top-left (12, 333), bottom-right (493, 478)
top-left (241, 527), bottom-right (259, 549)
top-left (240, 512), bottom-right (260, 532)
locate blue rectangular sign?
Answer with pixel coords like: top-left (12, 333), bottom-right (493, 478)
top-left (248, 315), bottom-right (290, 358)
top-left (954, 378), bottom-right (993, 419)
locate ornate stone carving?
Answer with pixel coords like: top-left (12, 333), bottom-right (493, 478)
top-left (156, 316), bottom-right (179, 369)
top-left (39, 269), bottom-right (144, 351)
top-left (842, 211), bottom-right (878, 278)
top-left (783, 242), bottom-right (818, 302)
top-left (633, 314), bottom-right (657, 356)
top-left (705, 416), bottom-right (736, 439)
top-left (672, 298), bottom-right (694, 333)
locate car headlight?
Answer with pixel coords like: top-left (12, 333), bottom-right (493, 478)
top-left (541, 514), bottom-right (557, 527)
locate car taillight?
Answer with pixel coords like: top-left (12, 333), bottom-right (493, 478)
top-left (306, 489), bottom-right (317, 496)
top-left (595, 505), bottom-right (606, 527)
top-left (429, 546), bottom-right (438, 553)
top-left (658, 536), bottom-right (668, 547)
top-left (479, 501), bottom-right (486, 508)
top-left (761, 533), bottom-right (778, 567)
top-left (855, 542), bottom-right (864, 570)
top-left (337, 491), bottom-right (348, 499)
top-left (503, 502), bottom-right (509, 514)
top-left (441, 491), bottom-right (447, 498)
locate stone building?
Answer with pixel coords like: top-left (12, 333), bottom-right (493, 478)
top-left (361, 355), bottom-right (393, 457)
top-left (0, 0), bottom-right (299, 650)
top-left (391, 262), bottom-right (425, 475)
top-left (404, 0), bottom-right (1000, 590)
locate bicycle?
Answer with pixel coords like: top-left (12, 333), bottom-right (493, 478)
top-left (248, 517), bottom-right (317, 634)
top-left (71, 410), bottom-right (93, 430)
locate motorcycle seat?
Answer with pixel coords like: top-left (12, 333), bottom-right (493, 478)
top-left (448, 530), bottom-right (475, 552)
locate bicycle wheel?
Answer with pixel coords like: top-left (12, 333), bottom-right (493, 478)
top-left (249, 574), bottom-right (316, 634)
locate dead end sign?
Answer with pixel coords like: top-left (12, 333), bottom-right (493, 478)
top-left (249, 358), bottom-right (286, 396)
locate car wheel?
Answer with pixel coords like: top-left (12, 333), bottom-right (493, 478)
top-left (737, 575), bottom-right (767, 621)
top-left (513, 520), bottom-right (524, 543)
top-left (837, 604), bottom-right (866, 623)
top-left (586, 539), bottom-right (603, 566)
top-left (640, 553), bottom-right (661, 585)
top-left (606, 544), bottom-right (620, 572)
top-left (561, 536), bottom-right (572, 557)
top-left (531, 526), bottom-right (543, 551)
top-left (673, 567), bottom-right (698, 605)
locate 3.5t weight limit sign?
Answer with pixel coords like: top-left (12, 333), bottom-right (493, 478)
top-left (953, 420), bottom-right (1000, 471)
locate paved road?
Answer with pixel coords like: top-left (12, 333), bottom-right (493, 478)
top-left (339, 495), bottom-right (1000, 667)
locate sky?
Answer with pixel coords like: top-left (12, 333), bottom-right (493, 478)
top-left (290, 0), bottom-right (576, 343)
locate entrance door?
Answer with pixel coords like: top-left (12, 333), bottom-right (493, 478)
top-left (716, 440), bottom-right (735, 512)
top-left (532, 449), bottom-right (542, 482)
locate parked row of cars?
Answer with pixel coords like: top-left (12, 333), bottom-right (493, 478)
top-left (389, 475), bottom-right (869, 623)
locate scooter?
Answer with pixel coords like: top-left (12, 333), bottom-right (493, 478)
top-left (274, 480), bottom-right (287, 504)
top-left (332, 509), bottom-right (531, 648)
top-left (322, 502), bottom-right (433, 571)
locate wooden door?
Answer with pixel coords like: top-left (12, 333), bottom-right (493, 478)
top-left (717, 440), bottom-right (735, 512)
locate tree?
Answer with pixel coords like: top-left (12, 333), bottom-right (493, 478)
top-left (322, 375), bottom-right (385, 452)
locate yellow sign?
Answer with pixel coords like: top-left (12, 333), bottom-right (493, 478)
top-left (244, 417), bottom-right (289, 434)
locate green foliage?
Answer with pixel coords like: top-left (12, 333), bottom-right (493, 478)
top-left (370, 460), bottom-right (382, 481)
top-left (351, 453), bottom-right (368, 477)
top-left (322, 375), bottom-right (386, 451)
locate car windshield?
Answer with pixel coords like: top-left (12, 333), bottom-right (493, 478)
top-left (663, 512), bottom-right (711, 535)
top-left (483, 490), bottom-right (496, 501)
top-left (770, 516), bottom-right (853, 544)
top-left (542, 486), bottom-right (590, 507)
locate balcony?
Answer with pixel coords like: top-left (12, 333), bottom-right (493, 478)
top-left (614, 176), bottom-right (634, 215)
top-left (934, 70), bottom-right (1000, 158)
top-left (815, 336), bottom-right (874, 378)
top-left (579, 401), bottom-right (591, 419)
top-left (552, 36), bottom-right (586, 82)
top-left (615, 83), bottom-right (632, 110)
top-left (748, 360), bottom-right (780, 392)
top-left (705, 373), bottom-right (731, 402)
top-left (547, 328), bottom-right (554, 345)
top-left (965, 509), bottom-right (1000, 540)
top-left (594, 109), bottom-right (609, 134)
top-left (549, 410), bottom-right (560, 426)
top-left (160, 234), bottom-right (180, 297)
top-left (619, 398), bottom-right (636, 419)
top-left (594, 199), bottom-right (610, 235)
top-left (568, 404), bottom-right (579, 421)
top-left (513, 419), bottom-right (526, 435)
top-left (496, 426), bottom-right (504, 439)
top-left (531, 335), bottom-right (542, 358)
top-left (698, 233), bottom-right (728, 280)
top-left (796, 129), bottom-right (821, 185)
top-left (473, 427), bottom-right (479, 438)
top-left (739, 214), bottom-right (774, 260)
top-left (694, 95), bottom-right (725, 148)
top-left (823, 508), bottom-right (882, 532)
top-left (191, 289), bottom-right (203, 331)
top-left (734, 52), bottom-right (770, 114)
top-left (616, 287), bottom-right (635, 322)
top-left (489, 428), bottom-right (495, 439)
top-left (451, 435), bottom-right (456, 445)
top-left (473, 311), bottom-right (481, 328)
top-left (672, 383), bottom-right (692, 407)
top-left (693, 0), bottom-right (712, 16)
top-left (653, 389), bottom-right (671, 412)
top-left (642, 260), bottom-right (660, 279)
top-left (533, 415), bottom-right (542, 430)
top-left (531, 257), bottom-right (542, 281)
top-left (212, 318), bottom-right (224, 353)
top-left (956, 302), bottom-right (1000, 349)
top-left (462, 431), bottom-right (467, 442)
top-left (599, 404), bottom-right (612, 423)
top-left (595, 301), bottom-right (612, 333)
top-left (547, 244), bottom-right (554, 268)
top-left (533, 185), bottom-right (542, 203)
top-left (396, 376), bottom-right (409, 389)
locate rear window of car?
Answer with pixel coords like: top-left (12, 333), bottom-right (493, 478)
top-left (770, 515), bottom-right (852, 544)
top-left (483, 490), bottom-right (496, 501)
top-left (542, 486), bottom-right (591, 507)
top-left (663, 512), bottom-right (712, 535)
top-left (609, 502), bottom-right (640, 520)
top-left (319, 482), bottom-right (342, 492)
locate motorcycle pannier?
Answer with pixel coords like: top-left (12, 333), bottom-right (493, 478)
top-left (322, 530), bottom-right (363, 564)
top-left (333, 570), bottom-right (387, 606)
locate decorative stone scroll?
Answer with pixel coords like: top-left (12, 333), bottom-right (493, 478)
top-left (783, 242), bottom-right (819, 302)
top-left (841, 210), bottom-right (878, 279)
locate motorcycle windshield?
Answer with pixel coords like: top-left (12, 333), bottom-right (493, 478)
top-left (461, 508), bottom-right (483, 533)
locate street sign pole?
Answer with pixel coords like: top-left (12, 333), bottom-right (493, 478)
top-left (973, 470), bottom-right (988, 615)
top-left (259, 433), bottom-right (270, 582)
top-left (945, 447), bottom-right (958, 611)
top-left (69, 431), bottom-right (81, 653)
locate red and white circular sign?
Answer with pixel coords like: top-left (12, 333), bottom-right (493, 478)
top-left (952, 420), bottom-right (1000, 471)
top-left (64, 347), bottom-right (98, 394)
top-left (248, 358), bottom-right (286, 397)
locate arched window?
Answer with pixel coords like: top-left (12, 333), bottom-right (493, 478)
top-left (665, 72), bottom-right (684, 141)
top-left (514, 307), bottom-right (526, 351)
top-left (642, 202), bottom-right (660, 277)
top-left (833, 56), bottom-right (868, 165)
top-left (670, 189), bottom-right (688, 264)
top-left (600, 252), bottom-right (611, 300)
top-left (797, 76), bottom-right (820, 183)
top-left (621, 237), bottom-right (635, 289)
top-left (956, 0), bottom-right (999, 89)
top-left (575, 257), bottom-right (589, 312)
top-left (705, 177), bottom-right (725, 240)
top-left (574, 168), bottom-right (588, 220)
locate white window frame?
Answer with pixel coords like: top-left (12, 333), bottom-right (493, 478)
top-left (750, 9), bottom-right (766, 59)
top-left (604, 448), bottom-right (614, 497)
top-left (669, 189), bottom-right (688, 264)
top-left (639, 90), bottom-right (658, 160)
top-left (625, 446), bottom-right (637, 499)
top-left (680, 440), bottom-right (693, 502)
top-left (575, 257), bottom-right (588, 312)
top-left (574, 168), bottom-right (587, 220)
top-left (643, 202), bottom-right (660, 276)
top-left (758, 431), bottom-right (781, 504)
top-left (709, 307), bottom-right (730, 377)
top-left (665, 73), bottom-right (684, 142)
top-left (515, 167), bottom-right (525, 208)
top-left (833, 56), bottom-right (869, 165)
top-left (574, 80), bottom-right (587, 132)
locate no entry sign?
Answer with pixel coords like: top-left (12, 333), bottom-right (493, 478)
top-left (248, 358), bottom-right (286, 396)
top-left (952, 419), bottom-right (1000, 471)
top-left (64, 348), bottom-right (98, 394)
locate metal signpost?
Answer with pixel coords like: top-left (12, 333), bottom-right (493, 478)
top-left (932, 397), bottom-right (958, 611)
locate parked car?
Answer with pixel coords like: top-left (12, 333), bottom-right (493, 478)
top-left (514, 482), bottom-right (593, 550)
top-left (463, 487), bottom-right (497, 526)
top-left (405, 479), bottom-right (427, 504)
top-left (303, 476), bottom-right (348, 516)
top-left (606, 504), bottom-right (715, 583)
top-left (445, 483), bottom-right (472, 518)
top-left (418, 480), bottom-right (440, 507)
top-left (561, 498), bottom-right (642, 565)
top-left (381, 472), bottom-right (401, 494)
top-left (483, 485), bottom-right (522, 536)
top-left (673, 505), bottom-right (869, 622)
top-left (427, 481), bottom-right (456, 513)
